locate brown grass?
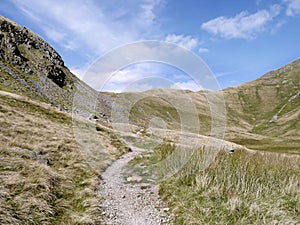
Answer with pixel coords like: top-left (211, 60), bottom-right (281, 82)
top-left (158, 145), bottom-right (300, 224)
top-left (0, 91), bottom-right (126, 224)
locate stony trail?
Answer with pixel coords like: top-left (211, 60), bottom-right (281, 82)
top-left (99, 143), bottom-right (171, 225)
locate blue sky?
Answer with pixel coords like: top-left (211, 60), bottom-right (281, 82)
top-left (1, 0), bottom-right (300, 92)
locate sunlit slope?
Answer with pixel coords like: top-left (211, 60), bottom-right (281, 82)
top-left (0, 90), bottom-right (129, 224)
top-left (110, 59), bottom-right (300, 153)
top-left (0, 16), bottom-right (98, 113)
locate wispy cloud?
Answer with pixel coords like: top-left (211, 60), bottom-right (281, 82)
top-left (83, 58), bottom-right (206, 93)
top-left (43, 27), bottom-right (66, 43)
top-left (199, 47), bottom-right (209, 53)
top-left (284, 0), bottom-right (300, 16)
top-left (165, 34), bottom-right (198, 50)
top-left (215, 70), bottom-right (239, 78)
top-left (12, 0), bottom-right (163, 56)
top-left (99, 63), bottom-right (167, 92)
top-left (171, 80), bottom-right (202, 91)
top-left (70, 67), bottom-right (88, 80)
top-left (9, 0), bottom-right (212, 92)
top-left (201, 5), bottom-right (281, 40)
top-left (139, 0), bottom-right (161, 26)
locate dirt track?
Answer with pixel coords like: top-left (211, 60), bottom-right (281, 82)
top-left (99, 143), bottom-right (171, 225)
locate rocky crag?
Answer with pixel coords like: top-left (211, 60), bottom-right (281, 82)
top-left (0, 16), bottom-right (99, 112)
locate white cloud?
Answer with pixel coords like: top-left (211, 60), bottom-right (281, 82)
top-left (70, 67), bottom-right (88, 79)
top-left (270, 20), bottom-right (286, 34)
top-left (201, 5), bottom-right (281, 39)
top-left (165, 34), bottom-right (198, 50)
top-left (199, 47), bottom-right (209, 53)
top-left (139, 0), bottom-right (160, 26)
top-left (215, 70), bottom-right (239, 78)
top-left (87, 61), bottom-right (205, 92)
top-left (11, 0), bottom-right (208, 93)
top-left (43, 26), bottom-right (66, 43)
top-left (108, 69), bottom-right (148, 84)
top-left (79, 40), bottom-right (217, 92)
top-left (12, 0), bottom-right (163, 55)
top-left (99, 63), bottom-right (164, 92)
top-left (171, 80), bottom-right (202, 92)
top-left (101, 82), bottom-right (154, 93)
top-left (284, 0), bottom-right (300, 16)
top-left (123, 83), bottom-right (155, 92)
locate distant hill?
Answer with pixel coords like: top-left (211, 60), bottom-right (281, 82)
top-left (0, 16), bottom-right (298, 225)
top-left (112, 60), bottom-right (299, 153)
top-left (0, 16), bottom-right (299, 153)
top-left (223, 59), bottom-right (299, 151)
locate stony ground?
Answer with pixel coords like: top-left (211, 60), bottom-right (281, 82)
top-left (99, 143), bottom-right (171, 225)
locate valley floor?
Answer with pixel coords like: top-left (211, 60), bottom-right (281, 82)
top-left (0, 90), bottom-right (299, 224)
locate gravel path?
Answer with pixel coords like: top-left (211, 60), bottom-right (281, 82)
top-left (99, 143), bottom-right (171, 225)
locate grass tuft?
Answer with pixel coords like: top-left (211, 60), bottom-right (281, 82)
top-left (0, 91), bottom-right (128, 224)
top-left (158, 145), bottom-right (300, 224)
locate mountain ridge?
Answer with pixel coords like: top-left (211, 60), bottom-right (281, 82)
top-left (0, 14), bottom-right (299, 225)
top-left (0, 16), bottom-right (299, 153)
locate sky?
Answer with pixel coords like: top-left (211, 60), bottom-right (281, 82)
top-left (1, 0), bottom-right (300, 92)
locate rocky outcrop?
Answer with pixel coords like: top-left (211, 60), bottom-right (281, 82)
top-left (0, 16), bottom-right (109, 118)
top-left (0, 17), bottom-right (67, 87)
top-left (0, 16), bottom-right (83, 111)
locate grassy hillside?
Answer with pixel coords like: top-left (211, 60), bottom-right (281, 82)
top-left (1, 15), bottom-right (299, 224)
top-left (114, 89), bottom-right (212, 135)
top-left (0, 16), bottom-right (100, 116)
top-left (160, 147), bottom-right (300, 224)
top-left (224, 59), bottom-right (300, 152)
top-left (0, 90), bottom-right (128, 224)
top-left (129, 139), bottom-right (300, 224)
top-left (2, 15), bottom-right (298, 154)
top-left (113, 59), bottom-right (300, 154)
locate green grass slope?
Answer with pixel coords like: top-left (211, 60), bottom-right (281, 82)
top-left (113, 59), bottom-right (299, 153)
top-left (129, 139), bottom-right (300, 224)
top-left (224, 59), bottom-right (300, 152)
top-left (159, 146), bottom-right (300, 224)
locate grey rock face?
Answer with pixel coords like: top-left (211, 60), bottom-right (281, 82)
top-left (0, 17), bottom-right (67, 87)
